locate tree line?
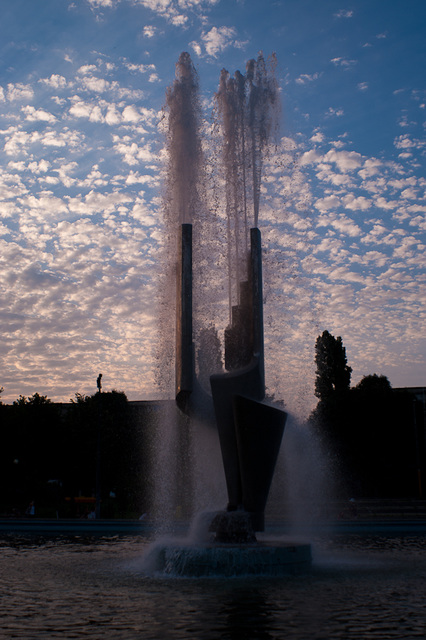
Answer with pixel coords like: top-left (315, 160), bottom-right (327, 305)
top-left (0, 390), bottom-right (151, 518)
top-left (1, 331), bottom-right (424, 517)
top-left (310, 330), bottom-right (425, 498)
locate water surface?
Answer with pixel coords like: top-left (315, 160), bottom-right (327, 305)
top-left (2, 532), bottom-right (426, 639)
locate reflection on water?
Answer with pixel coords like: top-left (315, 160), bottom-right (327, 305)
top-left (1, 532), bottom-right (426, 639)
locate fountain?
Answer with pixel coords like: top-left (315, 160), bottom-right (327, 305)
top-left (149, 52), bottom-right (311, 576)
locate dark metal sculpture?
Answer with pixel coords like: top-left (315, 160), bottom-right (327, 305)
top-left (175, 224), bottom-right (193, 413)
top-left (175, 223), bottom-right (287, 540)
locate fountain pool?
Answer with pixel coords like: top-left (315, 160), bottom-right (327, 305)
top-left (1, 527), bottom-right (426, 639)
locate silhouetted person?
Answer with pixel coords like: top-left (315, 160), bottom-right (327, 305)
top-left (97, 373), bottom-right (102, 392)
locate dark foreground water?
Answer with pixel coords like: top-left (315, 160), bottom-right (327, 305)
top-left (1, 529), bottom-right (426, 639)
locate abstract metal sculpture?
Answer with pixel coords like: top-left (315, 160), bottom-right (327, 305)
top-left (175, 223), bottom-right (287, 540)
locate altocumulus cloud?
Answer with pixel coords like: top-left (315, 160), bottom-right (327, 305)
top-left (0, 55), bottom-right (165, 403)
top-left (0, 19), bottom-right (424, 417)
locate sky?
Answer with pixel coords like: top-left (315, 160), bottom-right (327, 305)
top-left (0, 0), bottom-right (425, 414)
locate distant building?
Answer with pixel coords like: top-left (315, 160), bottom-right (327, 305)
top-left (394, 387), bottom-right (426, 499)
top-left (395, 386), bottom-right (425, 402)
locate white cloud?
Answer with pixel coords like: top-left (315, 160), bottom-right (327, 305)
top-left (122, 105), bottom-right (142, 122)
top-left (200, 26), bottom-right (238, 57)
top-left (77, 64), bottom-right (98, 75)
top-left (394, 134), bottom-right (425, 151)
top-left (313, 237), bottom-right (344, 254)
top-left (112, 135), bottom-right (155, 165)
top-left (51, 162), bottom-right (78, 188)
top-left (2, 127), bottom-right (40, 155)
top-left (326, 265), bottom-right (366, 283)
top-left (39, 75), bottom-right (68, 89)
top-left (114, 87), bottom-right (145, 100)
top-left (78, 190), bottom-right (134, 214)
top-left (67, 95), bottom-right (157, 128)
top-left (401, 187), bottom-right (418, 199)
top-left (299, 149), bottom-right (323, 165)
top-left (295, 73), bottom-right (321, 85)
top-left (392, 235), bottom-right (419, 258)
top-left (355, 250), bottom-right (389, 268)
top-left (6, 160), bottom-right (26, 172)
top-left (409, 214), bottom-right (426, 230)
top-left (22, 106), bottom-right (56, 123)
top-left (125, 171), bottom-right (157, 186)
top-left (326, 107), bottom-right (344, 117)
top-left (133, 0), bottom-right (185, 24)
top-left (170, 14), bottom-right (187, 25)
top-left (124, 62), bottom-right (156, 73)
top-left (317, 169), bottom-right (353, 186)
top-left (343, 194), bottom-right (371, 211)
top-left (330, 57), bottom-right (357, 67)
top-left (310, 131), bottom-right (324, 143)
top-left (19, 192), bottom-right (69, 219)
top-left (136, 0), bottom-right (172, 11)
top-left (386, 175), bottom-right (419, 193)
top-left (87, 0), bottom-right (116, 8)
top-left (375, 197), bottom-right (399, 210)
top-left (105, 104), bottom-right (122, 125)
top-left (179, 0), bottom-right (219, 7)
top-left (7, 83), bottom-right (34, 101)
top-left (358, 82), bottom-right (368, 91)
top-left (69, 98), bottom-right (100, 121)
top-left (132, 0), bottom-right (219, 25)
top-left (28, 160), bottom-right (51, 174)
top-left (41, 129), bottom-right (82, 148)
top-left (80, 76), bottom-right (111, 92)
top-left (313, 195), bottom-right (341, 212)
top-left (143, 25), bottom-right (157, 38)
top-left (358, 158), bottom-right (382, 179)
top-left (334, 10), bottom-right (353, 18)
top-left (190, 41), bottom-right (202, 57)
top-left (324, 149), bottom-right (363, 171)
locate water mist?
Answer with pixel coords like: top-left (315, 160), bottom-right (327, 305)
top-left (149, 53), bottom-right (318, 573)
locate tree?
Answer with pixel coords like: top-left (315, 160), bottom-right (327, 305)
top-left (355, 373), bottom-right (392, 394)
top-left (0, 389), bottom-right (150, 518)
top-left (13, 392), bottom-right (52, 406)
top-left (0, 392), bottom-right (62, 515)
top-left (314, 330), bottom-right (352, 400)
top-left (310, 363), bottom-right (425, 498)
top-left (309, 331), bottom-right (353, 497)
top-left (62, 390), bottom-right (138, 517)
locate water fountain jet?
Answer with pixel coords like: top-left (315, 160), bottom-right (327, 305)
top-left (150, 52), bottom-right (312, 576)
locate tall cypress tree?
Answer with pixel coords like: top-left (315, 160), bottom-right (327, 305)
top-left (314, 330), bottom-right (352, 400)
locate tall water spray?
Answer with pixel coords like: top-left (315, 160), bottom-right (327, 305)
top-left (153, 52), bottom-right (285, 532)
top-left (152, 53), bottom-right (205, 529)
top-left (216, 54), bottom-right (280, 322)
top-left (165, 52), bottom-right (203, 226)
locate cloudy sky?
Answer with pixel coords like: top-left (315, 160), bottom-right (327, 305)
top-left (0, 0), bottom-right (424, 413)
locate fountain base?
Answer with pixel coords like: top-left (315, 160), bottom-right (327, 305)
top-left (208, 510), bottom-right (257, 543)
top-left (148, 540), bottom-right (312, 577)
